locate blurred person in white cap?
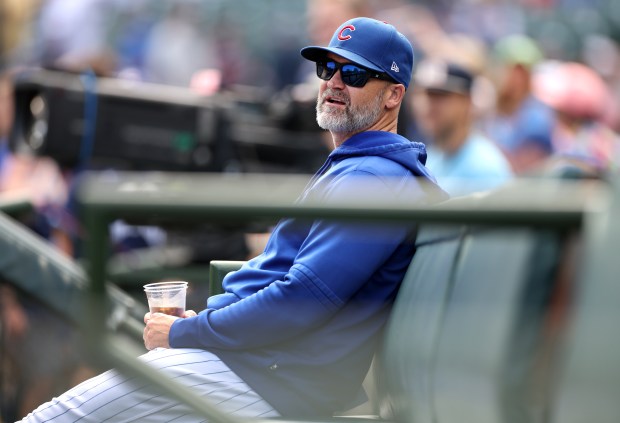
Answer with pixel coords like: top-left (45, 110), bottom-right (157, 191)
top-left (413, 58), bottom-right (512, 196)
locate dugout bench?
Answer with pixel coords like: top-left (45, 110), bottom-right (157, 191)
top-left (210, 225), bottom-right (569, 421)
top-left (1, 172), bottom-right (618, 423)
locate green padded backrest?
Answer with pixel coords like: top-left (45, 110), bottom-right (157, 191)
top-left (209, 260), bottom-right (246, 297)
top-left (0, 211), bottom-right (146, 336)
top-left (378, 225), bottom-right (466, 422)
top-left (552, 191), bottom-right (620, 423)
top-left (433, 228), bottom-right (562, 423)
top-left (379, 226), bottom-right (564, 423)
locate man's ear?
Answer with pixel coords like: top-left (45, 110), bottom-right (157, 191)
top-left (385, 84), bottom-right (406, 110)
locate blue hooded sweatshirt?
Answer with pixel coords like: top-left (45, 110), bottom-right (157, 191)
top-left (169, 131), bottom-right (446, 416)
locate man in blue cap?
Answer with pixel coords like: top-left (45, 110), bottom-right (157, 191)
top-left (301, 16), bottom-right (414, 149)
top-left (21, 18), bottom-right (444, 422)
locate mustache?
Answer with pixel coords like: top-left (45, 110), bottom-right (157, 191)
top-left (320, 89), bottom-right (350, 105)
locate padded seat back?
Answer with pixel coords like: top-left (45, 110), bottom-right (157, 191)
top-left (433, 228), bottom-right (562, 423)
top-left (552, 195), bottom-right (620, 423)
top-left (377, 225), bottom-right (466, 421)
top-left (379, 225), bottom-right (565, 423)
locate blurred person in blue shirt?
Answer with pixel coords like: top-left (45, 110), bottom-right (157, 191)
top-left (482, 34), bottom-right (556, 174)
top-left (413, 58), bottom-right (513, 197)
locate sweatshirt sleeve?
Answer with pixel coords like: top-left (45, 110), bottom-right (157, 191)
top-left (169, 172), bottom-right (420, 350)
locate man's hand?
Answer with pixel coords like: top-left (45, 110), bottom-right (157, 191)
top-left (143, 310), bottom-right (197, 350)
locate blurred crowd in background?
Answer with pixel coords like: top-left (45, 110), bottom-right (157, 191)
top-left (1, 0), bottom-right (619, 191)
top-left (1, 0), bottom-right (620, 421)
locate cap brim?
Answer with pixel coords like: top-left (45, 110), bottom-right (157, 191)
top-left (419, 84), bottom-right (470, 96)
top-left (300, 46), bottom-right (383, 74)
top-left (415, 76), bottom-right (472, 95)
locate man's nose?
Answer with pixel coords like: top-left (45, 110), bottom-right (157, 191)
top-left (327, 69), bottom-right (346, 89)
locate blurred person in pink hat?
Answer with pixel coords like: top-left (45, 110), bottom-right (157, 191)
top-left (534, 61), bottom-right (620, 173)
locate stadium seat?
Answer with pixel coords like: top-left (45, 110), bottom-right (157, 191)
top-left (376, 226), bottom-right (568, 423)
top-left (376, 225), bottom-right (466, 421)
top-left (430, 228), bottom-right (564, 423)
top-left (209, 224), bottom-right (570, 423)
top-left (552, 184), bottom-right (620, 423)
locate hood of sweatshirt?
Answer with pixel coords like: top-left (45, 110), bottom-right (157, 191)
top-left (328, 131), bottom-right (438, 182)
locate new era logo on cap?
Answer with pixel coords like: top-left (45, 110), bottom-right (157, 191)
top-left (300, 17), bottom-right (415, 89)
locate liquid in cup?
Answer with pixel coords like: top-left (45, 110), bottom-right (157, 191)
top-left (144, 281), bottom-right (188, 317)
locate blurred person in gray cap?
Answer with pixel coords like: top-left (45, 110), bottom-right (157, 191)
top-left (482, 34), bottom-right (556, 174)
top-left (413, 58), bottom-right (513, 196)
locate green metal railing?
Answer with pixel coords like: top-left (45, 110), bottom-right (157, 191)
top-left (76, 172), bottom-right (608, 422)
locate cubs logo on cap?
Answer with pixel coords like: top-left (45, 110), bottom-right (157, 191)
top-left (338, 25), bottom-right (355, 41)
top-left (300, 17), bottom-right (414, 89)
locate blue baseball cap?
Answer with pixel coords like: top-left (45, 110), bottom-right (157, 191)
top-left (301, 17), bottom-right (414, 89)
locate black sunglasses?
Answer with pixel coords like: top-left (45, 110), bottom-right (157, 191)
top-left (316, 60), bottom-right (394, 88)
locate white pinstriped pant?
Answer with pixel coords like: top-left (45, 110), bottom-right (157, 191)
top-left (19, 348), bottom-right (279, 423)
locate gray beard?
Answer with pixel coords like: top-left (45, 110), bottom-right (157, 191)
top-left (316, 88), bottom-right (385, 134)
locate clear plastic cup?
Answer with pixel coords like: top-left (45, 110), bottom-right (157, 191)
top-left (143, 281), bottom-right (188, 317)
